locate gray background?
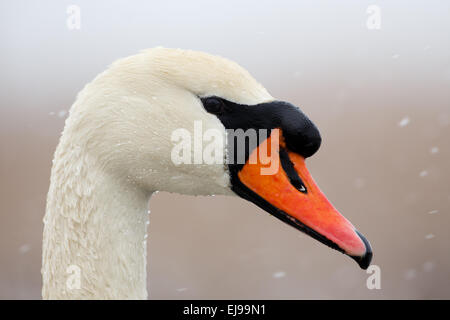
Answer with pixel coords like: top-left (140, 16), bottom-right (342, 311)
top-left (1, 0), bottom-right (449, 299)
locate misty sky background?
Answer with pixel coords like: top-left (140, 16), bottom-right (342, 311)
top-left (1, 1), bottom-right (449, 299)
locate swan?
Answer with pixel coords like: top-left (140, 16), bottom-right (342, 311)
top-left (42, 47), bottom-right (372, 299)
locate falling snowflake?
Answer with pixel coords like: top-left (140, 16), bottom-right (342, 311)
top-left (404, 269), bottom-right (417, 280)
top-left (430, 147), bottom-right (439, 154)
top-left (58, 110), bottom-right (67, 118)
top-left (423, 261), bottom-right (435, 272)
top-left (419, 170), bottom-right (428, 178)
top-left (272, 271), bottom-right (286, 279)
top-left (398, 117), bottom-right (410, 127)
top-left (425, 234), bottom-right (435, 240)
top-left (354, 178), bottom-right (365, 189)
top-left (176, 288), bottom-right (187, 292)
top-left (428, 210), bottom-right (439, 215)
top-left (19, 244), bottom-right (30, 254)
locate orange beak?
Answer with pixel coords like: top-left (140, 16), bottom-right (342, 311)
top-left (235, 129), bottom-right (372, 269)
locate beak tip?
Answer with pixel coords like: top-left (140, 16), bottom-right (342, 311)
top-left (352, 250), bottom-right (373, 270)
top-left (351, 230), bottom-right (373, 270)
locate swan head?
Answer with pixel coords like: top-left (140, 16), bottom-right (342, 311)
top-left (69, 47), bottom-right (372, 269)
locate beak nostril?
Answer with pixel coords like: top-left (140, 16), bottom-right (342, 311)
top-left (279, 148), bottom-right (307, 194)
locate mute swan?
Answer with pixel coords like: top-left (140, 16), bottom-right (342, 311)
top-left (42, 47), bottom-right (372, 299)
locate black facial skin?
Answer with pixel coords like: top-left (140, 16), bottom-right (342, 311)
top-left (202, 97), bottom-right (322, 158)
top-left (201, 97), bottom-right (322, 175)
top-left (200, 96), bottom-right (372, 270)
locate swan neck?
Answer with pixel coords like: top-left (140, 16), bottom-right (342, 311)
top-left (42, 141), bottom-right (151, 299)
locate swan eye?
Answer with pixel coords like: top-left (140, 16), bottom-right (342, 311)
top-left (202, 97), bottom-right (226, 115)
